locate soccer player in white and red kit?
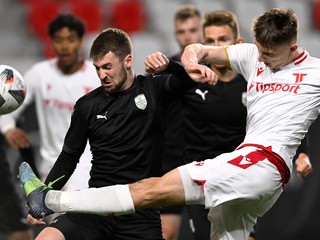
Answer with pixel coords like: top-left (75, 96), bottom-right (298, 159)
top-left (1, 14), bottom-right (100, 190)
top-left (19, 8), bottom-right (320, 240)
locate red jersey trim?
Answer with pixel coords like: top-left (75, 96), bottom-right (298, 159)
top-left (294, 51), bottom-right (308, 65)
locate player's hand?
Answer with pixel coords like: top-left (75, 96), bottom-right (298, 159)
top-left (183, 63), bottom-right (218, 85)
top-left (4, 128), bottom-right (31, 149)
top-left (295, 153), bottom-right (313, 178)
top-left (27, 213), bottom-right (46, 226)
top-left (144, 52), bottom-right (169, 74)
top-left (5, 128), bottom-right (30, 148)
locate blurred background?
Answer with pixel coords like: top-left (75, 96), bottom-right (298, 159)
top-left (0, 0), bottom-right (319, 239)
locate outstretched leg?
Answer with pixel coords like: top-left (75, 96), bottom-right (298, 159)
top-left (19, 161), bottom-right (53, 218)
top-left (19, 162), bottom-right (204, 219)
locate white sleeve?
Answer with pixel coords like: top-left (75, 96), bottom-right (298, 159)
top-left (227, 43), bottom-right (259, 81)
top-left (0, 66), bottom-right (36, 133)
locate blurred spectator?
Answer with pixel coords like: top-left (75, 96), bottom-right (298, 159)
top-left (0, 14), bottom-right (100, 195)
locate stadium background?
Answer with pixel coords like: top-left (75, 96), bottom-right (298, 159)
top-left (0, 0), bottom-right (319, 239)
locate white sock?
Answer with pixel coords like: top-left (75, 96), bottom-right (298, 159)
top-left (46, 184), bottom-right (135, 216)
top-left (178, 165), bottom-right (205, 205)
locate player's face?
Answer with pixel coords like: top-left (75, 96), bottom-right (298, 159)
top-left (255, 41), bottom-right (297, 71)
top-left (204, 25), bottom-right (236, 47)
top-left (51, 27), bottom-right (83, 72)
top-left (93, 52), bottom-right (132, 94)
top-left (175, 16), bottom-right (202, 49)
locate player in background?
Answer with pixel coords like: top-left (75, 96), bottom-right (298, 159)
top-left (182, 10), bottom-right (246, 240)
top-left (160, 5), bottom-right (202, 240)
top-left (0, 14), bottom-right (100, 192)
top-left (0, 134), bottom-right (33, 240)
top-left (19, 8), bottom-right (320, 240)
top-left (22, 28), bottom-right (204, 240)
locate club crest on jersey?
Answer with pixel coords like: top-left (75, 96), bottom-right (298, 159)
top-left (134, 94), bottom-right (147, 110)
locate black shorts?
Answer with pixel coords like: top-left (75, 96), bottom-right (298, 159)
top-left (186, 205), bottom-right (210, 240)
top-left (160, 205), bottom-right (184, 215)
top-left (0, 151), bottom-right (29, 233)
top-left (50, 209), bottom-right (163, 240)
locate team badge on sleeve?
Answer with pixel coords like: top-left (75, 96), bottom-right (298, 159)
top-left (134, 94), bottom-right (147, 110)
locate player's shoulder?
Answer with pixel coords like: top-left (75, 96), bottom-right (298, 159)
top-left (228, 43), bottom-right (256, 51)
top-left (135, 73), bottom-right (158, 85)
top-left (81, 59), bottom-right (96, 72)
top-left (136, 73), bottom-right (171, 91)
top-left (306, 52), bottom-right (320, 65)
top-left (76, 86), bottom-right (102, 107)
top-left (25, 58), bottom-right (57, 75)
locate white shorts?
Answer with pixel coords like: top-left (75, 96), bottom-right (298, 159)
top-left (178, 145), bottom-right (290, 240)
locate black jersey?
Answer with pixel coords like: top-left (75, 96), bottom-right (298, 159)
top-left (45, 60), bottom-right (195, 189)
top-left (161, 52), bottom-right (185, 174)
top-left (183, 74), bottom-right (248, 163)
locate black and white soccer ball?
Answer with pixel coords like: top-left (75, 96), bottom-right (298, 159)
top-left (0, 65), bottom-right (26, 115)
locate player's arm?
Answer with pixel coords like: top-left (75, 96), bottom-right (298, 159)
top-left (0, 94), bottom-right (31, 148)
top-left (0, 93), bottom-right (33, 149)
top-left (144, 51), bottom-right (192, 81)
top-left (295, 153), bottom-right (312, 178)
top-left (145, 51), bottom-right (217, 86)
top-left (45, 105), bottom-right (88, 190)
top-left (294, 135), bottom-right (312, 178)
top-left (144, 52), bottom-right (197, 97)
top-left (181, 43), bottom-right (227, 84)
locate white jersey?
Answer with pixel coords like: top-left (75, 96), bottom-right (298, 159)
top-left (0, 58), bottom-right (100, 190)
top-left (227, 43), bottom-right (320, 171)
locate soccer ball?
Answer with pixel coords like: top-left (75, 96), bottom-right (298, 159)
top-left (0, 65), bottom-right (26, 115)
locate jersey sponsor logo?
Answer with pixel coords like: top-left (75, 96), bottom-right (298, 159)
top-left (257, 66), bottom-right (264, 76)
top-left (43, 99), bottom-right (75, 110)
top-left (195, 89), bottom-right (208, 100)
top-left (97, 111), bottom-right (108, 120)
top-left (134, 94), bottom-right (147, 110)
top-left (293, 73), bottom-right (307, 83)
top-left (228, 150), bottom-right (266, 169)
top-left (249, 82), bottom-right (301, 94)
top-left (250, 72), bottom-right (307, 94)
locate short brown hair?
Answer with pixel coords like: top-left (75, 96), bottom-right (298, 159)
top-left (203, 10), bottom-right (240, 39)
top-left (90, 28), bottom-right (132, 61)
top-left (174, 4), bottom-right (201, 21)
top-left (252, 8), bottom-right (298, 48)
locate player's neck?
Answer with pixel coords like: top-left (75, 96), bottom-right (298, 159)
top-left (211, 64), bottom-right (236, 83)
top-left (121, 69), bottom-right (135, 91)
top-left (58, 59), bottom-right (84, 75)
top-left (271, 48), bottom-right (304, 72)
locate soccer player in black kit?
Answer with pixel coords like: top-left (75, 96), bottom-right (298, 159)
top-left (181, 10), bottom-right (247, 240)
top-left (160, 5), bottom-right (202, 240)
top-left (26, 28), bottom-right (200, 240)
